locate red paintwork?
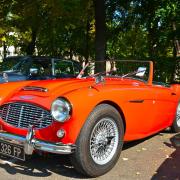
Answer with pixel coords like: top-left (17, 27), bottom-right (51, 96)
top-left (0, 62), bottom-right (179, 145)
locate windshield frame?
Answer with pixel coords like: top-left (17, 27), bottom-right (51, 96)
top-left (80, 60), bottom-right (153, 85)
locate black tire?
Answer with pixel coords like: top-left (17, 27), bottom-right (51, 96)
top-left (171, 102), bottom-right (180, 133)
top-left (70, 104), bottom-right (124, 177)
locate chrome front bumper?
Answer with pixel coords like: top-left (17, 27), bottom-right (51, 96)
top-left (0, 127), bottom-right (76, 155)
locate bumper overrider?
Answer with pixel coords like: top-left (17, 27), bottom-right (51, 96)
top-left (0, 125), bottom-right (76, 158)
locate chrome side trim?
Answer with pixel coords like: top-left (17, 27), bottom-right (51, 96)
top-left (129, 99), bottom-right (144, 103)
top-left (0, 131), bottom-right (76, 155)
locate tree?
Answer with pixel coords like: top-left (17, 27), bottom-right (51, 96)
top-left (94, 0), bottom-right (106, 71)
top-left (0, 0), bottom-right (179, 82)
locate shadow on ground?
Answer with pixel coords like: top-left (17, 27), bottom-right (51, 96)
top-left (123, 133), bottom-right (156, 150)
top-left (151, 133), bottom-right (180, 180)
top-left (0, 153), bottom-right (86, 179)
top-left (0, 131), bottom-right (175, 179)
top-left (0, 138), bottom-right (150, 179)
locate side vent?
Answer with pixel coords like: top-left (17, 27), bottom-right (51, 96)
top-left (22, 86), bottom-right (48, 92)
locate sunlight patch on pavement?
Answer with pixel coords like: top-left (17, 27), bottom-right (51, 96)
top-left (1, 158), bottom-right (17, 165)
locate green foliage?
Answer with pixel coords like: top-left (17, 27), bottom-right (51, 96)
top-left (0, 0), bottom-right (179, 82)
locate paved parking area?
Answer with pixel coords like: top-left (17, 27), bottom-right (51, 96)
top-left (0, 131), bottom-right (179, 180)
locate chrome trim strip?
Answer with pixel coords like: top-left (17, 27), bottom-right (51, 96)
top-left (0, 131), bottom-right (76, 155)
top-left (22, 86), bottom-right (48, 92)
top-left (129, 99), bottom-right (144, 103)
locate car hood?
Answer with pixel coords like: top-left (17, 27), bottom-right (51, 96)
top-left (20, 77), bottom-right (143, 96)
top-left (0, 77), bottom-right (145, 103)
top-left (20, 78), bottom-right (94, 96)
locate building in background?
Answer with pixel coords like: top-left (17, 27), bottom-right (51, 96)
top-left (0, 46), bottom-right (18, 58)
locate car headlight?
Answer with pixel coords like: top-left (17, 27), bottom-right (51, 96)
top-left (51, 98), bottom-right (71, 122)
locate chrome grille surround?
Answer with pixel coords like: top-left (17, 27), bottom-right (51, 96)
top-left (0, 102), bottom-right (53, 129)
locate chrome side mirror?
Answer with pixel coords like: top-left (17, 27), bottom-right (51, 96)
top-left (136, 67), bottom-right (146, 77)
top-left (30, 68), bottom-right (38, 75)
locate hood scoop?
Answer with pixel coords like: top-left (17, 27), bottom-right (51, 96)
top-left (22, 86), bottom-right (48, 92)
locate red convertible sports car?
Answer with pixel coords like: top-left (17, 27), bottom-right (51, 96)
top-left (0, 60), bottom-right (179, 177)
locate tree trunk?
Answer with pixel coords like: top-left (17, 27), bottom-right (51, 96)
top-left (85, 20), bottom-right (90, 64)
top-left (171, 21), bottom-right (179, 82)
top-left (147, 26), bottom-right (156, 60)
top-left (70, 47), bottom-right (73, 59)
top-left (94, 0), bottom-right (106, 72)
top-left (26, 29), bottom-right (37, 55)
top-left (3, 41), bottom-right (7, 59)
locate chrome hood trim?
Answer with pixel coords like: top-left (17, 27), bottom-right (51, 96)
top-left (22, 86), bottom-right (48, 92)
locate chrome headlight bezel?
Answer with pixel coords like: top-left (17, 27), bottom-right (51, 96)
top-left (51, 98), bottom-right (71, 123)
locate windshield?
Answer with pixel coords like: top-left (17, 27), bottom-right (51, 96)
top-left (81, 60), bottom-right (151, 83)
top-left (0, 57), bottom-right (24, 72)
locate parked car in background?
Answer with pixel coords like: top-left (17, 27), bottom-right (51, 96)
top-left (0, 56), bottom-right (23, 70)
top-left (0, 60), bottom-right (179, 177)
top-left (0, 56), bottom-right (81, 83)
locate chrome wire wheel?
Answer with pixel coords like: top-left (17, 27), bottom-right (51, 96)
top-left (71, 104), bottom-right (124, 177)
top-left (177, 103), bottom-right (180, 127)
top-left (90, 117), bottom-right (119, 165)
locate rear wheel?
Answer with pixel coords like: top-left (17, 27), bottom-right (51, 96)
top-left (70, 104), bottom-right (124, 177)
top-left (172, 102), bottom-right (180, 133)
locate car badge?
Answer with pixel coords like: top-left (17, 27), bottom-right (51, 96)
top-left (20, 95), bottom-right (35, 100)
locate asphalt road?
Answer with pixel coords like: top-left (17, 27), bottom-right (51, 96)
top-left (0, 130), bottom-right (179, 180)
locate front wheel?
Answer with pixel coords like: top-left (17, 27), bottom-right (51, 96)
top-left (172, 102), bottom-right (180, 133)
top-left (70, 104), bottom-right (124, 177)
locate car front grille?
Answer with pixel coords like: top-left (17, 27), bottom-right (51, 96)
top-left (0, 102), bottom-right (53, 129)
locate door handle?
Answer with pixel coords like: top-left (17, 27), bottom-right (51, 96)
top-left (171, 92), bottom-right (176, 96)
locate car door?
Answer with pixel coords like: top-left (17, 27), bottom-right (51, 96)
top-left (123, 84), bottom-right (157, 139)
top-left (152, 85), bottom-right (177, 130)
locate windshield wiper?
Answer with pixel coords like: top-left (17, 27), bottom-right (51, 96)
top-left (121, 69), bottom-right (146, 78)
top-left (121, 71), bottom-right (138, 78)
top-left (77, 62), bottom-right (89, 78)
top-left (90, 70), bottom-right (118, 84)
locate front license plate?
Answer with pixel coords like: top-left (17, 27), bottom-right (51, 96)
top-left (0, 140), bottom-right (25, 161)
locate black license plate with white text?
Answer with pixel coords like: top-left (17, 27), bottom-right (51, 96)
top-left (0, 140), bottom-right (25, 161)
